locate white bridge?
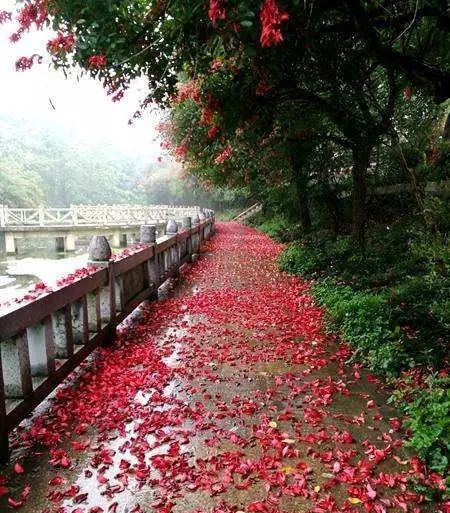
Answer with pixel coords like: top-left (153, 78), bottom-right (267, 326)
top-left (0, 204), bottom-right (211, 254)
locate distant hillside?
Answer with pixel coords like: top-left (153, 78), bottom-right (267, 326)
top-left (0, 113), bottom-right (151, 207)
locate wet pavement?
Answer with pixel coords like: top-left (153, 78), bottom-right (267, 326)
top-left (0, 222), bottom-right (445, 513)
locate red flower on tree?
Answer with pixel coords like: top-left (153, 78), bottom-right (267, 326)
top-left (88, 53), bottom-right (107, 69)
top-left (214, 145), bottom-right (233, 164)
top-left (256, 80), bottom-right (272, 96)
top-left (11, 0), bottom-right (47, 41)
top-left (47, 32), bottom-right (75, 55)
top-left (208, 0), bottom-right (226, 25)
top-left (260, 0), bottom-right (289, 47)
top-left (173, 81), bottom-right (200, 103)
top-left (15, 54), bottom-right (43, 71)
top-left (0, 11), bottom-right (12, 24)
top-left (207, 125), bottom-right (220, 139)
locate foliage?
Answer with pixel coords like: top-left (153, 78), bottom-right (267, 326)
top-left (141, 166), bottom-right (252, 213)
top-left (7, 0), bottom-right (450, 243)
top-left (312, 279), bottom-right (408, 375)
top-left (274, 214), bottom-right (450, 472)
top-left (391, 373), bottom-right (450, 475)
top-left (0, 159), bottom-right (46, 206)
top-left (250, 214), bottom-right (300, 242)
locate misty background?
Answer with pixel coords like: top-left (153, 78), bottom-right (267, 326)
top-left (0, 0), bottom-right (200, 208)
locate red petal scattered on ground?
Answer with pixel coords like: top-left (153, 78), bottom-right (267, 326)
top-left (0, 223), bottom-right (445, 513)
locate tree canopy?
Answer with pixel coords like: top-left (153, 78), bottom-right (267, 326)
top-left (2, 1), bottom-right (449, 242)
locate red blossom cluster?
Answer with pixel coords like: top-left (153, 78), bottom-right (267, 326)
top-left (200, 106), bottom-right (216, 125)
top-left (210, 58), bottom-right (223, 71)
top-left (15, 54), bottom-right (43, 71)
top-left (256, 79), bottom-right (272, 96)
top-left (174, 140), bottom-right (188, 158)
top-left (260, 0), bottom-right (289, 47)
top-left (47, 32), bottom-right (76, 55)
top-left (214, 144), bottom-right (233, 164)
top-left (208, 125), bottom-right (221, 139)
top-left (208, 0), bottom-right (226, 25)
top-left (0, 11), bottom-right (12, 24)
top-left (88, 53), bottom-right (107, 69)
top-left (173, 80), bottom-right (201, 103)
top-left (10, 0), bottom-right (47, 42)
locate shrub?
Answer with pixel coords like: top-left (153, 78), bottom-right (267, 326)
top-left (391, 374), bottom-right (450, 474)
top-left (273, 219), bottom-right (450, 475)
top-left (278, 241), bottom-right (325, 276)
top-left (313, 280), bottom-right (408, 374)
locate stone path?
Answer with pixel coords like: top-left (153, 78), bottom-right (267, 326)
top-left (0, 223), bottom-right (444, 512)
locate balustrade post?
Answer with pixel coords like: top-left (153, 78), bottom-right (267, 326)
top-left (140, 225), bottom-right (160, 300)
top-left (87, 236), bottom-right (113, 342)
top-left (166, 220), bottom-right (179, 273)
top-left (1, 332), bottom-right (32, 398)
top-left (191, 215), bottom-right (200, 261)
top-left (88, 235), bottom-right (112, 263)
top-left (182, 217), bottom-right (193, 261)
top-left (52, 306), bottom-right (74, 358)
top-left (107, 261), bottom-right (117, 344)
top-left (198, 212), bottom-right (206, 244)
top-left (38, 205), bottom-right (45, 227)
top-left (0, 355), bottom-right (8, 463)
top-left (71, 205), bottom-right (79, 226)
top-left (0, 205), bottom-right (5, 228)
top-left (27, 318), bottom-right (55, 377)
top-left (140, 224), bottom-right (156, 244)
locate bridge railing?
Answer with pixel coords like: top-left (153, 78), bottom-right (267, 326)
top-left (0, 205), bottom-right (207, 228)
top-left (0, 214), bottom-right (214, 461)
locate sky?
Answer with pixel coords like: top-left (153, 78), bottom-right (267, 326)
top-left (0, 0), bottom-right (164, 161)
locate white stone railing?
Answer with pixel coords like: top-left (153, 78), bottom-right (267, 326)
top-left (0, 204), bottom-right (209, 228)
top-left (0, 213), bottom-right (215, 462)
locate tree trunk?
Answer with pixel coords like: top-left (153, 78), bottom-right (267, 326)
top-left (289, 140), bottom-right (312, 232)
top-left (328, 187), bottom-right (341, 234)
top-left (443, 110), bottom-right (450, 140)
top-left (351, 146), bottom-right (371, 247)
top-left (294, 172), bottom-right (312, 232)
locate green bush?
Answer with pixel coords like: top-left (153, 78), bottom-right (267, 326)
top-left (274, 219), bottom-right (450, 474)
top-left (391, 374), bottom-right (450, 474)
top-left (279, 242), bottom-right (325, 275)
top-left (313, 280), bottom-right (408, 374)
top-left (252, 215), bottom-right (302, 242)
top-left (388, 276), bottom-right (450, 368)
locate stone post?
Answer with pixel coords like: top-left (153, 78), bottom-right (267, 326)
top-left (88, 235), bottom-right (112, 264)
top-left (5, 234), bottom-right (16, 254)
top-left (66, 233), bottom-right (76, 252)
top-left (140, 224), bottom-right (157, 243)
top-left (191, 215), bottom-right (200, 261)
top-left (111, 232), bottom-right (121, 248)
top-left (27, 320), bottom-right (55, 376)
top-left (166, 219), bottom-right (178, 235)
top-left (166, 219), bottom-right (179, 271)
top-left (1, 333), bottom-right (32, 398)
top-left (140, 224), bottom-right (159, 300)
top-left (182, 216), bottom-right (192, 229)
top-left (182, 217), bottom-right (193, 259)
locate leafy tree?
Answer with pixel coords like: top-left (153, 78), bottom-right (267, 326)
top-left (5, 0), bottom-right (449, 241)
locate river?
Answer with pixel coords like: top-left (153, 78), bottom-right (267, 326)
top-left (0, 238), bottom-right (113, 306)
